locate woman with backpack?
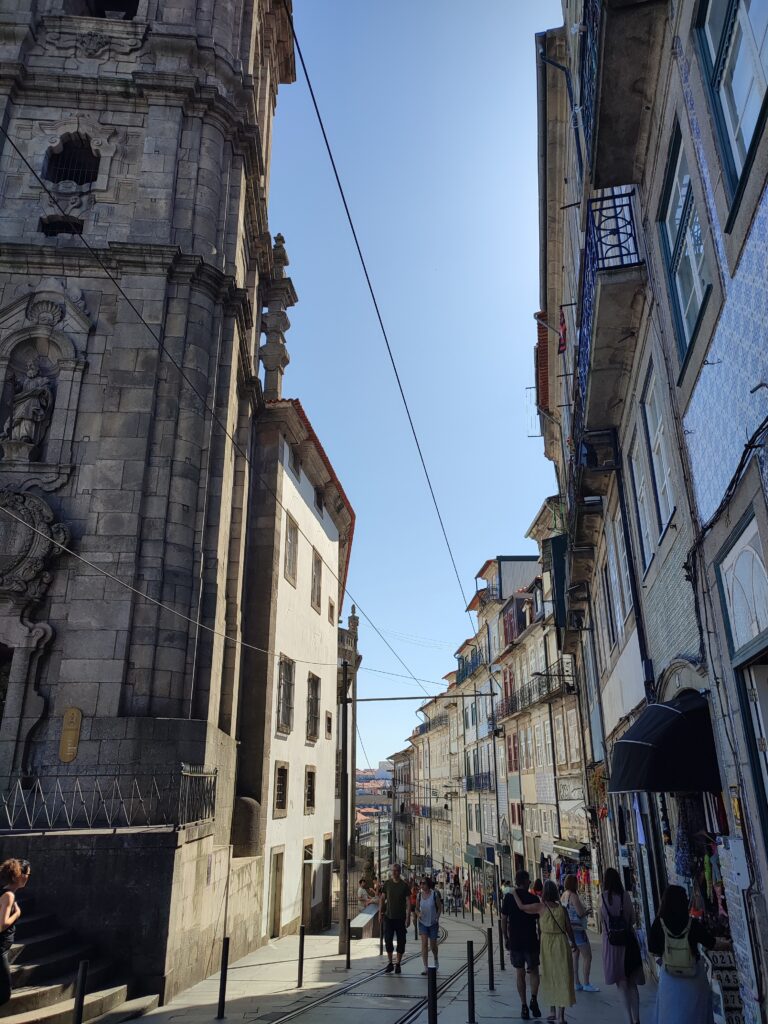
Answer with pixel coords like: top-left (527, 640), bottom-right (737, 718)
top-left (417, 877), bottom-right (442, 974)
top-left (600, 868), bottom-right (645, 1024)
top-left (648, 885), bottom-right (715, 1022)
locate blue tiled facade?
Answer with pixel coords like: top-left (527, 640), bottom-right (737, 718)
top-left (675, 40), bottom-right (768, 523)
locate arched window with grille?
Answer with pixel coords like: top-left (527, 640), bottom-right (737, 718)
top-left (42, 134), bottom-right (100, 188)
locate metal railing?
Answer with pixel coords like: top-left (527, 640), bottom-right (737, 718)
top-left (0, 763), bottom-right (217, 832)
top-left (456, 647), bottom-right (487, 684)
top-left (577, 191), bottom-right (643, 418)
top-left (413, 712), bottom-right (449, 736)
top-left (580, 0), bottom-right (601, 166)
top-left (462, 772), bottom-right (494, 793)
top-left (495, 692), bottom-right (521, 720)
top-left (478, 584), bottom-right (500, 605)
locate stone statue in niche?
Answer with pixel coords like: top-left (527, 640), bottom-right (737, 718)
top-left (0, 359), bottom-right (54, 461)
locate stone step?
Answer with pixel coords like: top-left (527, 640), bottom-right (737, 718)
top-left (0, 960), bottom-right (114, 1017)
top-left (90, 995), bottom-right (159, 1024)
top-left (9, 930), bottom-right (74, 966)
top-left (11, 944), bottom-right (93, 987)
top-left (0, 986), bottom-right (128, 1024)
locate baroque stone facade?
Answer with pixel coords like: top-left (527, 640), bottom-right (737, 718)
top-left (0, 0), bottom-right (299, 1001)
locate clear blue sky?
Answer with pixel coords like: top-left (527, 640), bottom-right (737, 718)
top-left (268, 0), bottom-right (562, 765)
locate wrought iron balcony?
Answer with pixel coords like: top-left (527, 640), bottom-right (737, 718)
top-left (579, 0), bottom-right (667, 187)
top-left (576, 191), bottom-right (644, 440)
top-left (496, 691), bottom-right (522, 721)
top-left (0, 763), bottom-right (217, 832)
top-left (462, 772), bottom-right (495, 793)
top-left (456, 647), bottom-right (487, 684)
top-left (478, 584), bottom-right (501, 605)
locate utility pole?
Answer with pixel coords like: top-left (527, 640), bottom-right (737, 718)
top-left (338, 661), bottom-right (349, 956)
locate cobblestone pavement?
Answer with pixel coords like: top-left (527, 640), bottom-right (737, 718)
top-left (143, 918), bottom-right (657, 1024)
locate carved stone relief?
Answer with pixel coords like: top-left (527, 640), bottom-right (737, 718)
top-left (0, 277), bottom-right (91, 491)
top-left (0, 491), bottom-right (69, 606)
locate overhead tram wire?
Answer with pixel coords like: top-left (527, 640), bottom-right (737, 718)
top-left (0, 125), bottom-right (435, 700)
top-left (286, 13), bottom-right (477, 628)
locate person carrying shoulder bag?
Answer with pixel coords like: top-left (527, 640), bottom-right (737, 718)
top-left (600, 869), bottom-right (645, 1024)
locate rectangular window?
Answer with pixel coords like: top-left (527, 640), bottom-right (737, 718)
top-left (554, 714), bottom-right (567, 765)
top-left (630, 434), bottom-right (655, 568)
top-left (328, 598), bottom-right (336, 625)
top-left (305, 768), bottom-right (316, 812)
top-left (614, 514), bottom-right (633, 616)
top-left (289, 445), bottom-right (301, 478)
top-left (314, 487), bottom-right (324, 515)
top-left (274, 763), bottom-right (288, 813)
top-left (659, 132), bottom-right (712, 355)
top-left (311, 549), bottom-right (322, 611)
top-left (642, 366), bottom-right (675, 529)
top-left (700, 0), bottom-right (768, 183)
top-left (567, 708), bottom-right (581, 764)
top-left (606, 525), bottom-right (626, 637)
top-left (306, 674), bottom-right (320, 741)
top-left (277, 657), bottom-right (294, 733)
top-left (544, 721), bottom-right (553, 766)
top-left (508, 732), bottom-right (519, 772)
top-left (325, 711), bottom-right (333, 739)
top-left (534, 724), bottom-right (544, 768)
top-left (527, 727), bottom-right (534, 770)
top-left (284, 514), bottom-right (298, 585)
top-left (601, 564), bottom-right (617, 648)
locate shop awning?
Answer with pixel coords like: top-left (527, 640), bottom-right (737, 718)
top-left (608, 690), bottom-right (721, 794)
top-left (553, 842), bottom-right (589, 860)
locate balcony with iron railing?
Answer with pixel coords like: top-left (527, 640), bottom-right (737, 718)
top-left (456, 646), bottom-right (487, 684)
top-left (494, 659), bottom-right (576, 718)
top-left (495, 691), bottom-right (522, 722)
top-left (462, 772), bottom-right (495, 793)
top-left (579, 0), bottom-right (667, 188)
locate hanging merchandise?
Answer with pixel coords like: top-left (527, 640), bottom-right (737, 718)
top-left (704, 852), bottom-right (713, 901)
top-left (659, 793), bottom-right (672, 845)
top-left (674, 798), bottom-right (693, 877)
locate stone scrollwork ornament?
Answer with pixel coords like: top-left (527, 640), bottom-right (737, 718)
top-left (0, 491), bottom-right (69, 605)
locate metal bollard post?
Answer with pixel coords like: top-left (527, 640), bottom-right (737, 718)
top-left (427, 965), bottom-right (438, 1024)
top-left (379, 916), bottom-right (384, 956)
top-left (216, 938), bottom-right (229, 1020)
top-left (497, 919), bottom-right (505, 971)
top-left (462, 895), bottom-right (465, 918)
top-left (487, 927), bottom-right (494, 992)
top-left (73, 960), bottom-right (89, 1024)
top-left (297, 926), bottom-right (305, 989)
top-left (466, 941), bottom-right (476, 1024)
top-left (414, 917), bottom-right (418, 941)
top-left (480, 902), bottom-right (484, 925)
top-left (346, 920), bottom-right (351, 970)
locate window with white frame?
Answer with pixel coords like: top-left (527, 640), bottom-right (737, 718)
top-left (606, 527), bottom-right (626, 638)
top-left (642, 366), bottom-right (676, 528)
top-left (660, 132), bottom-right (712, 354)
top-left (719, 515), bottom-right (768, 651)
top-left (535, 724), bottom-right (544, 768)
top-left (699, 0), bottom-right (768, 182)
top-left (311, 549), bottom-right (322, 611)
top-left (601, 564), bottom-right (617, 649)
top-left (567, 708), bottom-right (580, 763)
top-left (614, 514), bottom-right (633, 615)
top-left (554, 714), bottom-right (567, 765)
top-left (630, 433), bottom-right (655, 569)
top-left (544, 721), bottom-right (553, 766)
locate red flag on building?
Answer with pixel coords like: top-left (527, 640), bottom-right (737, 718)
top-left (558, 306), bottom-right (567, 354)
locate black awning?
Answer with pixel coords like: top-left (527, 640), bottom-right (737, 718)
top-left (608, 690), bottom-right (721, 795)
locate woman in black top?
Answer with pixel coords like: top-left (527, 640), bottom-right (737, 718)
top-left (0, 859), bottom-right (31, 1006)
top-left (648, 885), bottom-right (715, 1024)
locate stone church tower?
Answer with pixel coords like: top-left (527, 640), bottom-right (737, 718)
top-left (0, 0), bottom-right (295, 999)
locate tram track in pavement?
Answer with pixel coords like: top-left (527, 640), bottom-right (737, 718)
top-left (265, 916), bottom-right (491, 1024)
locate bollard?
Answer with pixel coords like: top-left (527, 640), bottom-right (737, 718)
top-left (480, 902), bottom-right (484, 925)
top-left (462, 896), bottom-right (465, 919)
top-left (427, 965), bottom-right (438, 1024)
top-left (487, 927), bottom-right (494, 992)
top-left (73, 960), bottom-right (89, 1024)
top-left (297, 926), bottom-right (305, 989)
top-left (414, 917), bottom-right (418, 941)
top-left (379, 916), bottom-right (384, 956)
top-left (216, 937), bottom-right (230, 1020)
top-left (466, 941), bottom-right (476, 1024)
top-left (346, 920), bottom-right (351, 970)
top-left (497, 919), bottom-right (505, 971)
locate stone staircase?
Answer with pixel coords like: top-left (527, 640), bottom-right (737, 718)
top-left (0, 896), bottom-right (158, 1024)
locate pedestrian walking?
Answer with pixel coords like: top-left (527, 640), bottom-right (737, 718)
top-left (0, 859), bottom-right (30, 1006)
top-left (408, 882), bottom-right (419, 926)
top-left (417, 877), bottom-right (442, 974)
top-left (561, 875), bottom-right (599, 992)
top-left (502, 870), bottom-right (543, 1019)
top-left (379, 863), bottom-right (410, 975)
top-left (600, 868), bottom-right (645, 1024)
top-left (513, 879), bottom-right (576, 1023)
top-left (648, 885), bottom-right (715, 1023)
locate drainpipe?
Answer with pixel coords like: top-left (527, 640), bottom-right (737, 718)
top-left (542, 625), bottom-right (563, 840)
top-left (486, 621), bottom-right (503, 901)
top-left (536, 35), bottom-right (584, 192)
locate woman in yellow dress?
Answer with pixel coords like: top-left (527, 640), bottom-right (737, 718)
top-left (513, 879), bottom-right (576, 1023)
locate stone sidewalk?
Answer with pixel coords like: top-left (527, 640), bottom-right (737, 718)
top-left (143, 923), bottom-right (657, 1024)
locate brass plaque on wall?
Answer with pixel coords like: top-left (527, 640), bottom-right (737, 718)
top-left (59, 707), bottom-right (82, 764)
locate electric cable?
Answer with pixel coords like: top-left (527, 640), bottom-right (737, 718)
top-left (0, 120), bottom-right (436, 699)
top-left (356, 723), bottom-right (373, 771)
top-left (286, 12), bottom-right (474, 621)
